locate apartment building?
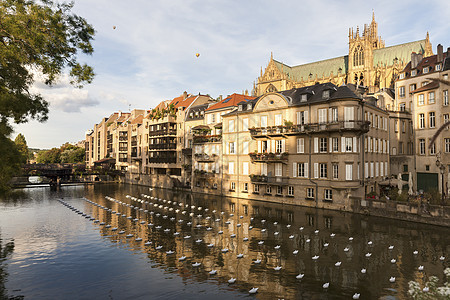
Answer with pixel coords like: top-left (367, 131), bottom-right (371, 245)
top-left (394, 44), bottom-right (450, 193)
top-left (219, 83), bottom-right (389, 209)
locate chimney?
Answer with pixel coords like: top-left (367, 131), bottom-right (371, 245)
top-left (410, 52), bottom-right (423, 69)
top-left (183, 91), bottom-right (188, 99)
top-left (218, 95), bottom-right (223, 101)
top-left (447, 47), bottom-right (450, 58)
top-left (437, 44), bottom-right (444, 62)
top-left (119, 110), bottom-right (122, 117)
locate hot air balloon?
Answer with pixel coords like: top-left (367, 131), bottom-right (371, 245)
top-left (196, 53), bottom-right (200, 57)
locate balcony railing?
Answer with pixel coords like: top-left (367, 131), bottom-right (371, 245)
top-left (148, 143), bottom-right (177, 150)
top-left (119, 136), bottom-right (128, 141)
top-left (149, 128), bottom-right (177, 136)
top-left (131, 141), bottom-right (138, 146)
top-left (249, 121), bottom-right (370, 138)
top-left (118, 147), bottom-right (128, 152)
top-left (148, 157), bottom-right (177, 164)
top-left (249, 152), bottom-right (288, 163)
top-left (193, 135), bottom-right (222, 144)
top-left (182, 148), bottom-right (192, 156)
top-left (194, 153), bottom-right (217, 162)
top-left (193, 170), bottom-right (217, 178)
top-left (249, 175), bottom-right (289, 185)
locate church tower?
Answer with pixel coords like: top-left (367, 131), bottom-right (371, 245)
top-left (348, 12), bottom-right (385, 88)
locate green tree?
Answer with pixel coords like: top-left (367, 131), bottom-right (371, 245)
top-left (0, 0), bottom-right (95, 189)
top-left (14, 133), bottom-right (28, 163)
top-left (60, 146), bottom-right (84, 163)
top-left (36, 148), bottom-right (61, 163)
top-left (0, 135), bottom-right (22, 192)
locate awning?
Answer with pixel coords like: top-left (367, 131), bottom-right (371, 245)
top-left (192, 125), bottom-right (210, 130)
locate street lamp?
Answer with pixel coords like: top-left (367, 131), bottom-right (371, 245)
top-left (435, 152), bottom-right (446, 205)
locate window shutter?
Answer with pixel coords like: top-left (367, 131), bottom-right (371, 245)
top-left (353, 137), bottom-right (357, 152)
top-left (293, 162), bottom-right (297, 177)
top-left (258, 141), bottom-right (261, 153)
top-left (314, 137), bottom-right (319, 153)
top-left (282, 139), bottom-right (285, 153)
top-left (304, 111), bottom-right (309, 124)
top-left (329, 108), bottom-right (332, 122)
top-left (304, 162), bottom-right (309, 178)
top-left (314, 163), bottom-right (318, 178)
top-left (329, 137), bottom-right (332, 152)
top-left (341, 137), bottom-right (346, 153)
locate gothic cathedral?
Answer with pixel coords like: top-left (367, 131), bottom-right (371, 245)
top-left (254, 14), bottom-right (433, 96)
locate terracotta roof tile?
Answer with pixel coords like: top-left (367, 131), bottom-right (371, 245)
top-left (410, 81), bottom-right (439, 94)
top-left (206, 93), bottom-right (256, 111)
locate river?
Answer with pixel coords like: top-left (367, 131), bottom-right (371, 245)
top-left (0, 183), bottom-right (448, 299)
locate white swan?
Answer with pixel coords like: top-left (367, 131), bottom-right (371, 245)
top-left (335, 261), bottom-right (341, 267)
top-left (178, 256), bottom-right (186, 261)
top-left (243, 237), bottom-right (249, 242)
top-left (209, 270), bottom-right (217, 275)
top-left (249, 288), bottom-right (258, 294)
top-left (293, 250), bottom-right (299, 255)
top-left (228, 278), bottom-right (236, 284)
top-left (391, 259), bottom-right (396, 263)
top-left (352, 293), bottom-right (360, 299)
top-left (253, 259), bottom-right (261, 264)
top-left (296, 273), bottom-right (304, 279)
top-left (218, 231), bottom-right (223, 234)
top-left (237, 253), bottom-right (244, 259)
top-left (389, 277), bottom-right (395, 283)
top-left (192, 262), bottom-right (201, 267)
top-left (322, 282), bottom-right (329, 289)
top-left (312, 255), bottom-right (319, 260)
top-left (361, 268), bottom-right (366, 274)
top-left (388, 245), bottom-right (394, 250)
top-left (274, 266), bottom-right (282, 271)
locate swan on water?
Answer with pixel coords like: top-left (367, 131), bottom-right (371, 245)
top-left (249, 288), bottom-right (258, 294)
top-left (335, 261), bottom-right (341, 267)
top-left (352, 293), bottom-right (360, 299)
top-left (391, 259), bottom-right (396, 263)
top-left (293, 250), bottom-right (299, 255)
top-left (253, 259), bottom-right (261, 264)
top-left (274, 245), bottom-right (281, 250)
top-left (178, 256), bottom-right (186, 261)
top-left (237, 254), bottom-right (244, 259)
top-left (296, 274), bottom-right (304, 279)
top-left (312, 255), bottom-right (319, 260)
top-left (209, 270), bottom-right (217, 275)
top-left (389, 277), bottom-right (396, 283)
top-left (322, 283), bottom-right (329, 289)
top-left (388, 245), bottom-right (394, 250)
top-left (274, 266), bottom-right (282, 271)
top-left (361, 268), bottom-right (366, 274)
top-left (228, 278), bottom-right (236, 284)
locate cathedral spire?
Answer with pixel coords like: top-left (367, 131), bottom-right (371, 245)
top-left (372, 10), bottom-right (375, 23)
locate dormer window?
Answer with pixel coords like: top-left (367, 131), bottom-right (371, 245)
top-left (200, 111), bottom-right (204, 116)
top-left (190, 113), bottom-right (193, 118)
top-left (238, 105), bottom-right (242, 111)
top-left (322, 90), bottom-right (330, 99)
top-left (195, 112), bottom-right (199, 117)
top-left (411, 70), bottom-right (417, 76)
top-left (247, 103), bottom-right (252, 110)
top-left (436, 64), bottom-right (442, 71)
top-left (423, 67), bottom-right (429, 74)
top-left (399, 73), bottom-right (405, 79)
top-left (301, 94), bottom-right (307, 102)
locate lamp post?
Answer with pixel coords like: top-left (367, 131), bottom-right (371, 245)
top-left (435, 152), bottom-right (446, 205)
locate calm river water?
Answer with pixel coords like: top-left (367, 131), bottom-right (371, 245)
top-left (0, 183), bottom-right (448, 299)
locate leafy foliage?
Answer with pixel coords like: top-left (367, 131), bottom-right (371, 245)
top-left (36, 147), bottom-right (61, 163)
top-left (408, 267), bottom-right (450, 299)
top-left (14, 133), bottom-right (28, 163)
top-left (0, 135), bottom-right (22, 192)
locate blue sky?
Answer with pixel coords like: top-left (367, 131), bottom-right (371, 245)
top-left (13, 0), bottom-right (450, 148)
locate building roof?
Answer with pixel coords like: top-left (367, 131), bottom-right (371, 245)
top-left (410, 81), bottom-right (439, 94)
top-left (186, 103), bottom-right (208, 121)
top-left (116, 113), bottom-right (131, 123)
top-left (206, 93), bottom-right (256, 112)
top-left (373, 39), bottom-right (427, 66)
top-left (130, 114), bottom-right (144, 124)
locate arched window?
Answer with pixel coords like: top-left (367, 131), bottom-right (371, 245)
top-left (353, 45), bottom-right (364, 67)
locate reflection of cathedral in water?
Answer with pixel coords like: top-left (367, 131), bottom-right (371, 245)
top-left (79, 185), bottom-right (448, 299)
top-left (255, 14), bottom-right (433, 96)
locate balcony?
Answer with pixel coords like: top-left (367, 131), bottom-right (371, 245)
top-left (249, 121), bottom-right (370, 138)
top-left (182, 148), bottom-right (192, 156)
top-left (118, 147), bottom-right (128, 152)
top-left (193, 135), bottom-right (222, 144)
top-left (119, 136), bottom-right (128, 141)
top-left (249, 175), bottom-right (289, 185)
top-left (148, 157), bottom-right (177, 164)
top-left (149, 128), bottom-right (177, 137)
top-left (193, 170), bottom-right (217, 178)
top-left (194, 153), bottom-right (217, 162)
top-left (249, 152), bottom-right (288, 163)
top-left (148, 143), bottom-right (177, 150)
top-left (131, 140), bottom-right (137, 147)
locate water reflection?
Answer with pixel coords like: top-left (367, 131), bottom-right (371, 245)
top-left (72, 184), bottom-right (449, 299)
top-left (0, 236), bottom-right (17, 299)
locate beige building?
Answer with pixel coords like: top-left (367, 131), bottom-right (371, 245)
top-left (394, 45), bottom-right (450, 194)
top-left (255, 14), bottom-right (432, 96)
top-left (221, 83), bottom-right (389, 209)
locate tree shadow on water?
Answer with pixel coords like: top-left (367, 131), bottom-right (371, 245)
top-left (0, 236), bottom-right (23, 300)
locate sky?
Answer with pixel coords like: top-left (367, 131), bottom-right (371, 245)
top-left (12, 0), bottom-right (450, 149)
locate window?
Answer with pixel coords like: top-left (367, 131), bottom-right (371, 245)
top-left (320, 138), bottom-right (328, 153)
top-left (318, 109), bottom-right (327, 123)
top-left (242, 118), bottom-right (248, 131)
top-left (260, 115), bottom-right (267, 128)
top-left (228, 162), bottom-right (235, 174)
top-left (444, 114), bottom-right (449, 129)
top-left (429, 112), bottom-right (435, 128)
top-left (411, 69), bottom-right (417, 76)
top-left (288, 186), bottom-right (294, 196)
top-left (301, 94), bottom-right (307, 102)
top-left (319, 163), bottom-right (327, 178)
top-left (399, 73), bottom-right (405, 80)
top-left (276, 140), bottom-right (283, 153)
top-left (332, 137), bottom-right (339, 152)
top-left (331, 107), bottom-right (338, 122)
top-left (261, 163), bottom-right (267, 176)
top-left (444, 90), bottom-right (449, 106)
top-left (324, 189), bottom-right (333, 201)
top-left (229, 142), bottom-right (235, 154)
top-left (353, 45), bottom-right (364, 66)
top-left (230, 182), bottom-right (235, 191)
top-left (430, 142), bottom-right (436, 155)
top-left (419, 139), bottom-right (426, 155)
top-left (418, 94), bottom-right (424, 105)
top-left (228, 120), bottom-right (235, 132)
top-left (445, 138), bottom-right (450, 153)
top-left (419, 114), bottom-right (425, 129)
top-left (274, 114), bottom-right (282, 126)
top-left (400, 103), bottom-right (406, 112)
top-left (254, 184), bottom-right (259, 193)
top-left (429, 92), bottom-right (435, 104)
top-left (423, 67), bottom-right (429, 74)
top-left (275, 163), bottom-right (282, 177)
top-left (410, 84), bottom-right (416, 92)
top-left (399, 142), bottom-right (404, 154)
top-left (247, 103), bottom-right (252, 110)
top-left (399, 86), bottom-right (405, 98)
top-left (345, 137), bottom-right (353, 152)
top-left (243, 182), bottom-right (248, 192)
top-left (243, 141), bottom-right (249, 154)
top-left (242, 162), bottom-right (249, 175)
top-left (266, 186), bottom-right (272, 194)
top-left (322, 90), bottom-right (330, 99)
top-left (297, 138), bottom-right (304, 153)
top-left (332, 164), bottom-right (338, 179)
top-left (276, 186), bottom-right (283, 195)
top-left (307, 188), bottom-right (314, 199)
top-left (297, 111), bottom-right (308, 125)
top-left (436, 64), bottom-right (442, 71)
top-left (297, 162), bottom-right (307, 177)
top-left (346, 164), bottom-right (353, 180)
